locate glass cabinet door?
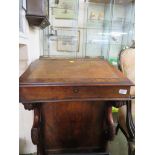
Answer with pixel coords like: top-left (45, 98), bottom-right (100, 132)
top-left (40, 0), bottom-right (135, 65)
top-left (84, 1), bottom-right (111, 59)
top-left (108, 0), bottom-right (135, 64)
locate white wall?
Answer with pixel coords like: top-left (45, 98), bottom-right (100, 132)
top-left (19, 4), bottom-right (40, 154)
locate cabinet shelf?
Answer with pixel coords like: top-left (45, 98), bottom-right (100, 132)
top-left (87, 19), bottom-right (134, 26)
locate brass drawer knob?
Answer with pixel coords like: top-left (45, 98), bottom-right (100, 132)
top-left (73, 88), bottom-right (79, 93)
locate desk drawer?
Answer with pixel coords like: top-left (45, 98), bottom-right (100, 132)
top-left (20, 85), bottom-right (130, 103)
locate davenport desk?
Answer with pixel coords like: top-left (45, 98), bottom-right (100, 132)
top-left (19, 59), bottom-right (133, 155)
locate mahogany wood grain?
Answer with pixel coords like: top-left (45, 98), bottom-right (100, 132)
top-left (19, 58), bottom-right (133, 155)
top-left (41, 101), bottom-right (112, 151)
top-left (19, 59), bottom-right (133, 86)
top-left (20, 85), bottom-right (130, 103)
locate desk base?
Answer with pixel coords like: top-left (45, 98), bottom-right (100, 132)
top-left (23, 101), bottom-right (115, 155)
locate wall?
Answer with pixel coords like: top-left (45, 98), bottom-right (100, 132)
top-left (19, 2), bottom-right (40, 153)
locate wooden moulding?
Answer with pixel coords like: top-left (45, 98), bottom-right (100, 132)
top-left (20, 85), bottom-right (131, 103)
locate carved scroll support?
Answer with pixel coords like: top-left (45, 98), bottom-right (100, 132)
top-left (22, 103), bottom-right (45, 155)
top-left (31, 106), bottom-right (40, 145)
top-left (22, 103), bottom-right (35, 111)
top-left (106, 105), bottom-right (115, 140)
top-left (103, 102), bottom-right (115, 141)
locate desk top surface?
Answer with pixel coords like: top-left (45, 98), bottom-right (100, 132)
top-left (19, 59), bottom-right (133, 86)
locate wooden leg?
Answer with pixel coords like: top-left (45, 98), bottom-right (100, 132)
top-left (126, 100), bottom-right (135, 155)
top-left (128, 141), bottom-right (135, 155)
top-left (126, 101), bottom-right (135, 139)
top-left (37, 142), bottom-right (45, 155)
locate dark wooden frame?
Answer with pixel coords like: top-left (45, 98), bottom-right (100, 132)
top-left (116, 47), bottom-right (135, 155)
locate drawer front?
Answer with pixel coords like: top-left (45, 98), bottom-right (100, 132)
top-left (20, 86), bottom-right (130, 103)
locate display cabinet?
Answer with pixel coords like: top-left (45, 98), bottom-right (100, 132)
top-left (26, 0), bottom-right (50, 29)
top-left (40, 0), bottom-right (135, 65)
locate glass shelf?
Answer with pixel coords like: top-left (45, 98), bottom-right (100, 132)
top-left (41, 0), bottom-right (135, 62)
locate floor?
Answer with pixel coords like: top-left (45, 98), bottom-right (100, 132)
top-left (107, 113), bottom-right (128, 155)
top-left (20, 113), bottom-right (128, 155)
top-left (108, 128), bottom-right (128, 155)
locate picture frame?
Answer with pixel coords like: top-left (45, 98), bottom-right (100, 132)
top-left (87, 3), bottom-right (104, 22)
top-left (52, 0), bottom-right (78, 19)
top-left (57, 29), bottom-right (80, 52)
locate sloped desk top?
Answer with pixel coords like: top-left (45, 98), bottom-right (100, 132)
top-left (19, 59), bottom-right (133, 103)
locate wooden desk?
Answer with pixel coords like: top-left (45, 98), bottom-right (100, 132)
top-left (19, 59), bottom-right (133, 155)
